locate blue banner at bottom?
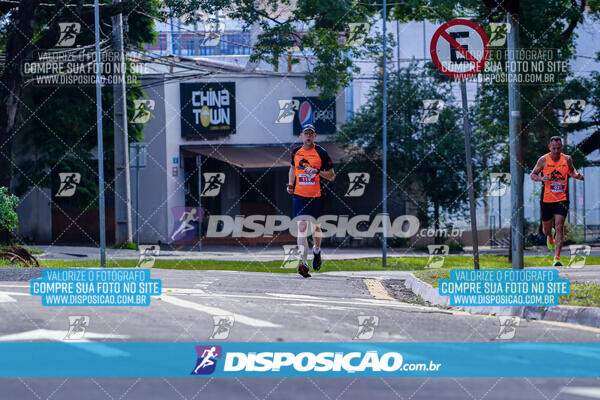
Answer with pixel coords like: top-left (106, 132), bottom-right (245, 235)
top-left (1, 342), bottom-right (599, 377)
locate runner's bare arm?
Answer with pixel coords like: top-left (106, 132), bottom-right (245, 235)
top-left (288, 166), bottom-right (295, 185)
top-left (287, 166), bottom-right (295, 194)
top-left (530, 156), bottom-right (548, 182)
top-left (566, 155), bottom-right (584, 180)
top-left (319, 168), bottom-right (335, 181)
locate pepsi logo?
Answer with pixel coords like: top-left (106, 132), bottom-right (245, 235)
top-left (299, 101), bottom-right (312, 126)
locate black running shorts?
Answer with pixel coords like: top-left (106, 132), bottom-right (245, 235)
top-left (540, 200), bottom-right (569, 222)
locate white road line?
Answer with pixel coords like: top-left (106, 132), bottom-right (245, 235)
top-left (265, 293), bottom-right (326, 300)
top-left (163, 288), bottom-right (206, 295)
top-left (363, 279), bottom-right (395, 301)
top-left (168, 291), bottom-right (428, 310)
top-left (0, 293), bottom-right (16, 303)
top-left (0, 291), bottom-right (30, 303)
top-left (0, 284), bottom-right (29, 288)
top-left (159, 294), bottom-right (281, 328)
top-left (561, 387), bottom-right (600, 398)
top-left (0, 329), bottom-right (128, 342)
top-left (0, 291), bottom-right (30, 296)
top-left (286, 303), bottom-right (359, 311)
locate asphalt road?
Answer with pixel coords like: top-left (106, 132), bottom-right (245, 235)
top-left (0, 269), bottom-right (599, 399)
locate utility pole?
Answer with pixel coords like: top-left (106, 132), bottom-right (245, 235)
top-left (194, 21), bottom-right (200, 56)
top-left (396, 21), bottom-right (400, 71)
top-left (112, 0), bottom-right (133, 246)
top-left (382, 0), bottom-right (388, 267)
top-left (94, 0), bottom-right (106, 266)
top-left (507, 12), bottom-right (524, 269)
top-left (460, 81), bottom-right (480, 269)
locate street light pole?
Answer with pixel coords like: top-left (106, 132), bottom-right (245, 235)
top-left (382, 0), bottom-right (388, 267)
top-left (459, 80), bottom-right (480, 269)
top-left (94, 0), bottom-right (106, 267)
top-left (112, 0), bottom-right (133, 246)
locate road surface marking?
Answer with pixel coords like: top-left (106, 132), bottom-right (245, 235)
top-left (0, 329), bottom-right (128, 341)
top-left (265, 293), bottom-right (326, 300)
top-left (562, 387), bottom-right (600, 398)
top-left (0, 293), bottom-right (16, 303)
top-left (0, 291), bottom-right (30, 303)
top-left (286, 303), bottom-right (359, 311)
top-left (168, 291), bottom-right (427, 310)
top-left (163, 288), bottom-right (206, 295)
top-left (160, 294), bottom-right (281, 328)
top-left (363, 279), bottom-right (395, 300)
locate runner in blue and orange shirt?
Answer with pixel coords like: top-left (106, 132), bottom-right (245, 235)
top-left (287, 124), bottom-right (335, 278)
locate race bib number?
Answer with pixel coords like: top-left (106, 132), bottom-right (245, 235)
top-left (298, 174), bottom-right (316, 185)
top-left (550, 182), bottom-right (565, 193)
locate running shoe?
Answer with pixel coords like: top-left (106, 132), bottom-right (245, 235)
top-left (547, 228), bottom-right (555, 251)
top-left (298, 261), bottom-right (311, 278)
top-left (312, 250), bottom-right (322, 271)
top-left (553, 259), bottom-right (562, 267)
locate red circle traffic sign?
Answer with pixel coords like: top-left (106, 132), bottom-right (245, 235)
top-left (430, 19), bottom-right (490, 79)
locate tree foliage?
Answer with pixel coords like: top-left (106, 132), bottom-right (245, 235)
top-left (336, 64), bottom-right (482, 229)
top-left (0, 0), bottom-right (161, 207)
top-left (164, 0), bottom-right (379, 97)
top-left (0, 187), bottom-right (19, 233)
top-left (391, 0), bottom-right (596, 170)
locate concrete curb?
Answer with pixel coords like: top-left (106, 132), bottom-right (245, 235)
top-left (403, 273), bottom-right (600, 328)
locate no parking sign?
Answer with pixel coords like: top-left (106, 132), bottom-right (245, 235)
top-left (429, 18), bottom-right (489, 268)
top-left (430, 19), bottom-right (490, 79)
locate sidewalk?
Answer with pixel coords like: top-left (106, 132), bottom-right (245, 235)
top-left (403, 266), bottom-right (600, 328)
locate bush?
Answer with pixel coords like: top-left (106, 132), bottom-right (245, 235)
top-left (0, 187), bottom-right (19, 234)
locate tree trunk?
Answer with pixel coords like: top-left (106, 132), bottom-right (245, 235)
top-left (0, 0), bottom-right (40, 190)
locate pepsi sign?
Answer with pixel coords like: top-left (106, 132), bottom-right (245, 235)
top-left (292, 97), bottom-right (336, 136)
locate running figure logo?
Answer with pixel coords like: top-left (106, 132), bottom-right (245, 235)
top-left (495, 316), bottom-right (520, 340)
top-left (56, 23), bottom-right (81, 47)
top-left (202, 22), bottom-right (225, 46)
top-left (131, 100), bottom-right (155, 124)
top-left (56, 172), bottom-right (81, 197)
top-left (488, 22), bottom-right (510, 46)
top-left (275, 100), bottom-right (300, 123)
top-left (426, 245), bottom-right (449, 269)
top-left (487, 173), bottom-right (510, 197)
top-left (563, 100), bottom-right (586, 124)
top-left (345, 173), bottom-right (370, 197)
top-left (210, 315), bottom-right (235, 339)
top-left (170, 207), bottom-right (202, 243)
top-left (567, 245), bottom-right (590, 269)
top-left (347, 22), bottom-right (370, 46)
top-left (191, 345), bottom-right (222, 375)
top-left (136, 245), bottom-right (160, 268)
top-left (281, 245), bottom-right (304, 269)
top-left (353, 316), bottom-right (379, 340)
top-left (420, 100), bottom-right (445, 124)
top-left (201, 173), bottom-right (225, 197)
top-left (64, 316), bottom-right (89, 340)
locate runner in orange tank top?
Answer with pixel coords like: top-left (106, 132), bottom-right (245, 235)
top-left (287, 124), bottom-right (335, 278)
top-left (530, 136), bottom-right (584, 266)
